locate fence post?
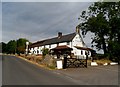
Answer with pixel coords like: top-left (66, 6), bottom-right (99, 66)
top-left (85, 51), bottom-right (88, 68)
top-left (63, 54), bottom-right (67, 69)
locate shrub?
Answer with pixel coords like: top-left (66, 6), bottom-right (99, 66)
top-left (42, 48), bottom-right (49, 56)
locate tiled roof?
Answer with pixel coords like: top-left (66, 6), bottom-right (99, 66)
top-left (29, 33), bottom-right (76, 48)
top-left (74, 46), bottom-right (93, 51)
top-left (51, 45), bottom-right (73, 50)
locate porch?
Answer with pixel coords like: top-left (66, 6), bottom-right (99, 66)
top-left (51, 45), bottom-right (88, 68)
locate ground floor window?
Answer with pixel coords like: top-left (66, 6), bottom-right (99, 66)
top-left (37, 50), bottom-right (39, 54)
top-left (88, 51), bottom-right (90, 55)
top-left (81, 50), bottom-right (83, 55)
top-left (49, 45), bottom-right (51, 48)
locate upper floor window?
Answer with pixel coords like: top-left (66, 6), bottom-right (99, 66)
top-left (57, 43), bottom-right (59, 46)
top-left (67, 42), bottom-right (70, 45)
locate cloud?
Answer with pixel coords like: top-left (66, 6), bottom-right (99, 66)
top-left (2, 2), bottom-right (104, 53)
top-left (2, 0), bottom-right (100, 2)
top-left (2, 2), bottom-right (93, 43)
top-left (0, 2), bottom-right (2, 42)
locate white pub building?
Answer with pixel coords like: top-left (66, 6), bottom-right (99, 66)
top-left (29, 27), bottom-right (94, 59)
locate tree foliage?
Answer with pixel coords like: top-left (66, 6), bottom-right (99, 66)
top-left (1, 42), bottom-right (7, 53)
top-left (42, 48), bottom-right (49, 56)
top-left (1, 38), bottom-right (30, 54)
top-left (6, 40), bottom-right (17, 54)
top-left (16, 38), bottom-right (29, 54)
top-left (78, 2), bottom-right (120, 62)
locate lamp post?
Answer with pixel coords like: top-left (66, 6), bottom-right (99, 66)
top-left (26, 41), bottom-right (29, 56)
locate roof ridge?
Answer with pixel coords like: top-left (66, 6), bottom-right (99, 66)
top-left (33, 32), bottom-right (76, 44)
top-left (29, 32), bottom-right (76, 48)
top-left (46, 32), bottom-right (76, 40)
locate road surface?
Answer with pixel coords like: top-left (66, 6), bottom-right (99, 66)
top-left (2, 55), bottom-right (119, 86)
top-left (2, 55), bottom-right (78, 85)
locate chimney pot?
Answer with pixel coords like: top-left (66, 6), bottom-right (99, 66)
top-left (58, 32), bottom-right (62, 38)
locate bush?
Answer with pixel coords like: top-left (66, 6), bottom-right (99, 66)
top-left (94, 53), bottom-right (106, 60)
top-left (42, 48), bottom-right (49, 56)
top-left (94, 59), bottom-right (112, 65)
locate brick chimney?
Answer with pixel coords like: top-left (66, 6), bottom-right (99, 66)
top-left (58, 32), bottom-right (62, 38)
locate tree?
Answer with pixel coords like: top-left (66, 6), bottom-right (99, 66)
top-left (78, 2), bottom-right (120, 62)
top-left (16, 38), bottom-right (29, 54)
top-left (0, 42), bottom-right (2, 53)
top-left (6, 40), bottom-right (17, 54)
top-left (1, 42), bottom-right (7, 53)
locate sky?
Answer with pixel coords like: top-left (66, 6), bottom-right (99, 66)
top-left (2, 0), bottom-right (100, 2)
top-left (0, 2), bottom-right (2, 43)
top-left (1, 0), bottom-right (104, 53)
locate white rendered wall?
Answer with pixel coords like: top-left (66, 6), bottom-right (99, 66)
top-left (45, 45), bottom-right (49, 48)
top-left (51, 44), bottom-right (57, 49)
top-left (29, 33), bottom-right (92, 57)
top-left (59, 42), bottom-right (67, 46)
top-left (72, 34), bottom-right (86, 47)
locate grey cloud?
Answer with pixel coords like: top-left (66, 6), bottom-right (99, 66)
top-left (2, 2), bottom-right (92, 44)
top-left (2, 0), bottom-right (99, 2)
top-left (0, 2), bottom-right (2, 42)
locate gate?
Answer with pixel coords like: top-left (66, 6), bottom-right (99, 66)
top-left (66, 58), bottom-right (87, 68)
top-left (63, 54), bottom-right (88, 68)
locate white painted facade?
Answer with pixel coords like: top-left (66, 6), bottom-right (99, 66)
top-left (72, 34), bottom-right (85, 47)
top-left (29, 33), bottom-right (92, 59)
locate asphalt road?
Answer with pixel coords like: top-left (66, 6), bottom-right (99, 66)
top-left (2, 55), bottom-right (78, 85)
top-left (2, 55), bottom-right (119, 86)
top-left (55, 65), bottom-right (119, 85)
